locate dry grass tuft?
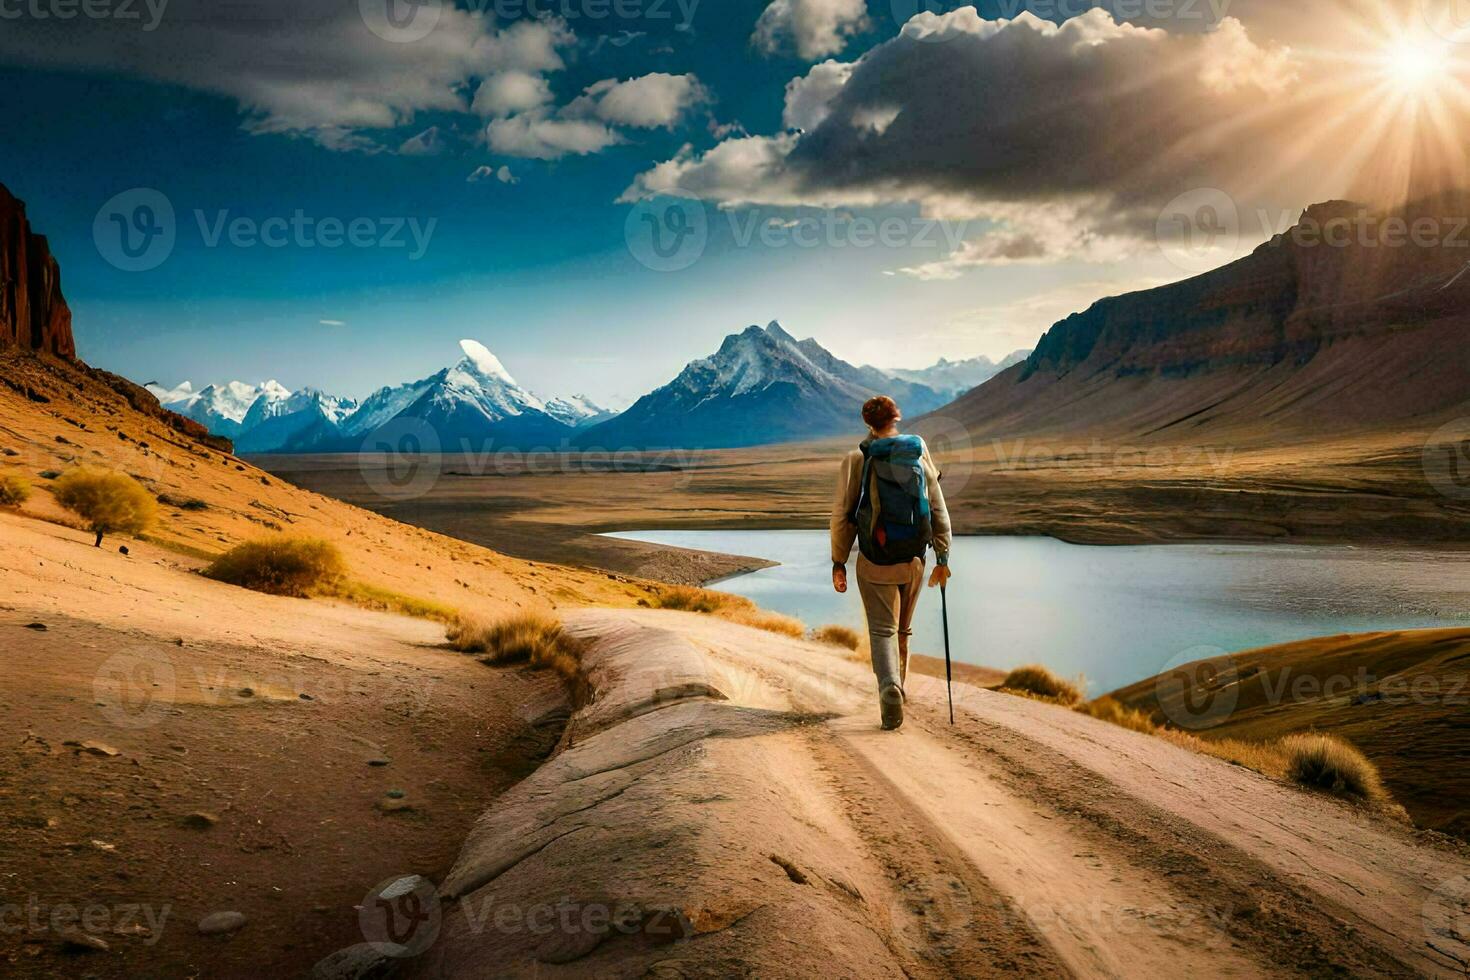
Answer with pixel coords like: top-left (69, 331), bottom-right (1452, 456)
top-left (51, 468), bottom-right (156, 546)
top-left (650, 584), bottom-right (808, 639)
top-left (1281, 733), bottom-right (1388, 801)
top-left (1000, 665), bottom-right (1084, 706)
top-left (0, 471), bottom-right (31, 507)
top-left (331, 581), bottom-right (458, 623)
top-left (447, 613), bottom-right (582, 687)
top-left (205, 537), bottom-right (346, 598)
top-left (1076, 697), bottom-right (1157, 734)
top-left (812, 625), bottom-right (862, 650)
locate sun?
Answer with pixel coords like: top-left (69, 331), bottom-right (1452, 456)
top-left (1380, 38), bottom-right (1451, 92)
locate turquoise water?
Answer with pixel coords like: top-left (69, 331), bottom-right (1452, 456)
top-left (608, 531), bottom-right (1470, 694)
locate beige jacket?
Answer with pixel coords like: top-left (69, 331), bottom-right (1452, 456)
top-left (830, 439), bottom-right (952, 571)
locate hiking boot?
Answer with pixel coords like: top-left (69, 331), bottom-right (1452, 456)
top-left (879, 683), bottom-right (904, 731)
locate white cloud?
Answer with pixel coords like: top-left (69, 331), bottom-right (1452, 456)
top-left (752, 0), bottom-right (870, 60)
top-left (782, 59), bottom-right (854, 131)
top-left (569, 73), bottom-right (710, 129)
top-left (472, 71), bottom-right (555, 118)
top-left (629, 10), bottom-right (1307, 268)
top-left (468, 164), bottom-right (519, 184)
top-left (319, 319), bottom-right (347, 327)
top-left (487, 115), bottom-right (623, 160)
top-left (497, 166), bottom-right (518, 185)
top-left (0, 4), bottom-right (582, 152)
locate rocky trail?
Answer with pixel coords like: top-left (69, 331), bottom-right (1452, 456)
top-left (405, 610), bottom-right (1470, 979)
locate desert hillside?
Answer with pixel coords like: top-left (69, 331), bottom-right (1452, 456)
top-left (937, 196), bottom-right (1470, 442)
top-left (1110, 628), bottom-right (1470, 841)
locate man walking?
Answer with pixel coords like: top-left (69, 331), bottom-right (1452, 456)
top-left (831, 396), bottom-right (953, 730)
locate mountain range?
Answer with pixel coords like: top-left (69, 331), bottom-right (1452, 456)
top-left (148, 326), bottom-right (1009, 453)
top-left (578, 322), bottom-right (972, 450)
top-left (932, 194), bottom-right (1470, 443)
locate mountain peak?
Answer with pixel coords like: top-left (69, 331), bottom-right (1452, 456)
top-left (765, 321), bottom-right (796, 342)
top-left (458, 339), bottom-right (517, 386)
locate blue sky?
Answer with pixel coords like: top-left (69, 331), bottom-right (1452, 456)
top-left (0, 0), bottom-right (1450, 405)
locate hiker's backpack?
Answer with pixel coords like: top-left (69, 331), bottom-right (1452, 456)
top-left (852, 435), bottom-right (933, 565)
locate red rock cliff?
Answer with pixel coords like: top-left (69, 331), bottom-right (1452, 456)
top-left (0, 183), bottom-right (75, 359)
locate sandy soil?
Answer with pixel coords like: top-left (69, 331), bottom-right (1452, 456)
top-left (0, 512), bottom-right (581, 978)
top-left (406, 609), bottom-right (1470, 978)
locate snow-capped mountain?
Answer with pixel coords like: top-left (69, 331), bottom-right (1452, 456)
top-left (146, 379), bottom-right (294, 439)
top-left (384, 340), bottom-right (573, 447)
top-left (576, 322), bottom-right (954, 450)
top-left (888, 350), bottom-right (1032, 401)
top-left (544, 393), bottom-right (615, 429)
top-left (233, 389), bottom-right (361, 455)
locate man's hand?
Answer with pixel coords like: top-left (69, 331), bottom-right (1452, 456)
top-left (833, 564), bottom-right (848, 594)
top-left (928, 565), bottom-right (951, 589)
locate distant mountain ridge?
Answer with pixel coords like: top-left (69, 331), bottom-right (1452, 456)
top-left (890, 351), bottom-right (1031, 401)
top-left (150, 340), bottom-right (613, 453)
top-left (575, 322), bottom-right (966, 450)
top-left (935, 194), bottom-right (1470, 441)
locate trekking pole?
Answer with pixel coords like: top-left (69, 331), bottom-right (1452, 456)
top-left (941, 582), bottom-right (954, 725)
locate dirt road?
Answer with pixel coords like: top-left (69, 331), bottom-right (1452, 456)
top-left (415, 610), bottom-right (1470, 979)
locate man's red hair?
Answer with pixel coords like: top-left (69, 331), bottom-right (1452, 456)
top-left (862, 396), bottom-right (901, 431)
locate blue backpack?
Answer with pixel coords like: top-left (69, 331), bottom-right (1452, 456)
top-left (852, 435), bottom-right (933, 565)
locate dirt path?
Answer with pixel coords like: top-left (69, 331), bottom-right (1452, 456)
top-left (419, 609), bottom-right (1468, 978)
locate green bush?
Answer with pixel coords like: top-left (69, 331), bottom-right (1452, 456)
top-left (206, 537), bottom-right (346, 597)
top-left (52, 469), bottom-right (156, 546)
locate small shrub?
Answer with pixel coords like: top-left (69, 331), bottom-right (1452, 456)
top-left (1076, 697), bottom-right (1156, 734)
top-left (999, 665), bottom-right (1084, 706)
top-left (812, 625), bottom-right (862, 650)
top-left (0, 472), bottom-right (32, 507)
top-left (650, 585), bottom-right (740, 615)
top-left (649, 584), bottom-right (808, 639)
top-left (52, 468), bottom-right (156, 547)
top-left (1281, 734), bottom-right (1387, 801)
top-left (206, 537), bottom-right (346, 597)
top-left (448, 613), bottom-right (582, 686)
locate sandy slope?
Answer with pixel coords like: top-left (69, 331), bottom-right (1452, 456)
top-left (0, 511), bottom-right (574, 978)
top-left (412, 610), bottom-right (1470, 978)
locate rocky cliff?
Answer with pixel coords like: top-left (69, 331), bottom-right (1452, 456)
top-left (940, 194), bottom-right (1470, 439)
top-left (0, 183), bottom-right (75, 359)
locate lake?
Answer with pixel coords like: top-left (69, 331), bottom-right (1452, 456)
top-left (607, 531), bottom-right (1470, 694)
